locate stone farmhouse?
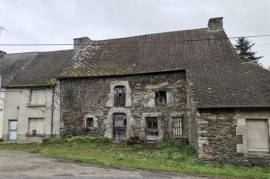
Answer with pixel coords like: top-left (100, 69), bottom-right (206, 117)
top-left (0, 18), bottom-right (270, 166)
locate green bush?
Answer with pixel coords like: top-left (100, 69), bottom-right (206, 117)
top-left (62, 128), bottom-right (88, 137)
top-left (126, 136), bottom-right (145, 145)
top-left (0, 138), bottom-right (3, 142)
top-left (65, 136), bottom-right (112, 145)
top-left (42, 136), bottom-right (65, 144)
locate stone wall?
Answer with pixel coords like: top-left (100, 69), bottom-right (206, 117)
top-left (186, 81), bottom-right (198, 149)
top-left (60, 71), bottom-right (188, 140)
top-left (197, 109), bottom-right (270, 167)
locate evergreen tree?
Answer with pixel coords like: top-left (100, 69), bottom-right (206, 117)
top-left (234, 37), bottom-right (262, 64)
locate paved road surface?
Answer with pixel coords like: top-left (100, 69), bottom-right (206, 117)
top-left (0, 150), bottom-right (210, 179)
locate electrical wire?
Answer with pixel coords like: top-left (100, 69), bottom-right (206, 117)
top-left (0, 34), bottom-right (270, 46)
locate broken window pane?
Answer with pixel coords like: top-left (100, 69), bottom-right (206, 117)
top-left (155, 91), bottom-right (167, 107)
top-left (114, 86), bottom-right (126, 107)
top-left (86, 118), bottom-right (94, 128)
top-left (146, 117), bottom-right (159, 137)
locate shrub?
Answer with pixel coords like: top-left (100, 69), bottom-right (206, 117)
top-left (61, 128), bottom-right (88, 137)
top-left (42, 136), bottom-right (65, 144)
top-left (42, 136), bottom-right (112, 145)
top-left (0, 138), bottom-right (3, 142)
top-left (126, 136), bottom-right (145, 145)
top-left (65, 136), bottom-right (112, 145)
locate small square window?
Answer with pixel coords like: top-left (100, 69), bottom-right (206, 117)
top-left (28, 118), bottom-right (45, 136)
top-left (86, 118), bottom-right (94, 128)
top-left (30, 89), bottom-right (47, 105)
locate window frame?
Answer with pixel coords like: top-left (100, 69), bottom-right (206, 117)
top-left (146, 117), bottom-right (159, 137)
top-left (85, 117), bottom-right (94, 128)
top-left (29, 89), bottom-right (48, 105)
top-left (28, 118), bottom-right (45, 137)
top-left (172, 117), bottom-right (183, 137)
top-left (155, 91), bottom-right (167, 107)
top-left (112, 113), bottom-right (127, 140)
top-left (114, 86), bottom-right (126, 107)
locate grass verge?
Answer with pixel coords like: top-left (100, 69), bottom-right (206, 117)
top-left (0, 137), bottom-right (269, 179)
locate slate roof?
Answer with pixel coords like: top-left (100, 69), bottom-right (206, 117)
top-left (60, 28), bottom-right (270, 108)
top-left (0, 50), bottom-right (73, 87)
top-left (0, 52), bottom-right (37, 87)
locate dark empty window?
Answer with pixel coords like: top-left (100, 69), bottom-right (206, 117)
top-left (86, 118), bottom-right (94, 128)
top-left (146, 117), bottom-right (158, 136)
top-left (113, 113), bottom-right (127, 140)
top-left (172, 117), bottom-right (183, 136)
top-left (155, 91), bottom-right (167, 107)
top-left (114, 86), bottom-right (126, 107)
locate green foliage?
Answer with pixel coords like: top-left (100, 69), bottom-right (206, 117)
top-left (157, 138), bottom-right (195, 155)
top-left (64, 136), bottom-right (112, 145)
top-left (0, 138), bottom-right (3, 142)
top-left (42, 136), bottom-right (66, 144)
top-left (62, 128), bottom-right (88, 137)
top-left (126, 137), bottom-right (145, 145)
top-left (42, 136), bottom-right (112, 145)
top-left (234, 37), bottom-right (263, 64)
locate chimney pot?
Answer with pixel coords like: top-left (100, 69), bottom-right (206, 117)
top-left (208, 17), bottom-right (223, 31)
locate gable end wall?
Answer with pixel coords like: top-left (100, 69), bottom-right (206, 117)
top-left (197, 110), bottom-right (270, 167)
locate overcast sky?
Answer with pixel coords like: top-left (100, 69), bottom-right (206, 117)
top-left (0, 0), bottom-right (270, 67)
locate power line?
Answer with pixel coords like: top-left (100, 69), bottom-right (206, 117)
top-left (0, 34), bottom-right (270, 46)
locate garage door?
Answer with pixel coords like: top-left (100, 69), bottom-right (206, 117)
top-left (247, 119), bottom-right (269, 152)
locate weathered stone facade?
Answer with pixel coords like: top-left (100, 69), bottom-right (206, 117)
top-left (196, 109), bottom-right (270, 167)
top-left (60, 71), bottom-right (188, 140)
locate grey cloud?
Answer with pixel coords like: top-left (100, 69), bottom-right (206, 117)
top-left (0, 0), bottom-right (269, 67)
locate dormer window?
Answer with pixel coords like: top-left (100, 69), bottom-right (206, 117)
top-left (155, 91), bottom-right (167, 107)
top-left (114, 86), bottom-right (126, 107)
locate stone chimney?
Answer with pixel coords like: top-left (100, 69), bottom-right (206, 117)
top-left (73, 37), bottom-right (92, 50)
top-left (208, 17), bottom-right (223, 31)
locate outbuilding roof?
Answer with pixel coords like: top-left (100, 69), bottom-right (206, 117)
top-left (0, 50), bottom-right (73, 87)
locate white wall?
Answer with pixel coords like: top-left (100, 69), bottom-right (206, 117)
top-left (0, 89), bottom-right (4, 139)
top-left (2, 87), bottom-right (60, 142)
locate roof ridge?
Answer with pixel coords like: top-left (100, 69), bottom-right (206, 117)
top-left (89, 28), bottom-right (209, 43)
